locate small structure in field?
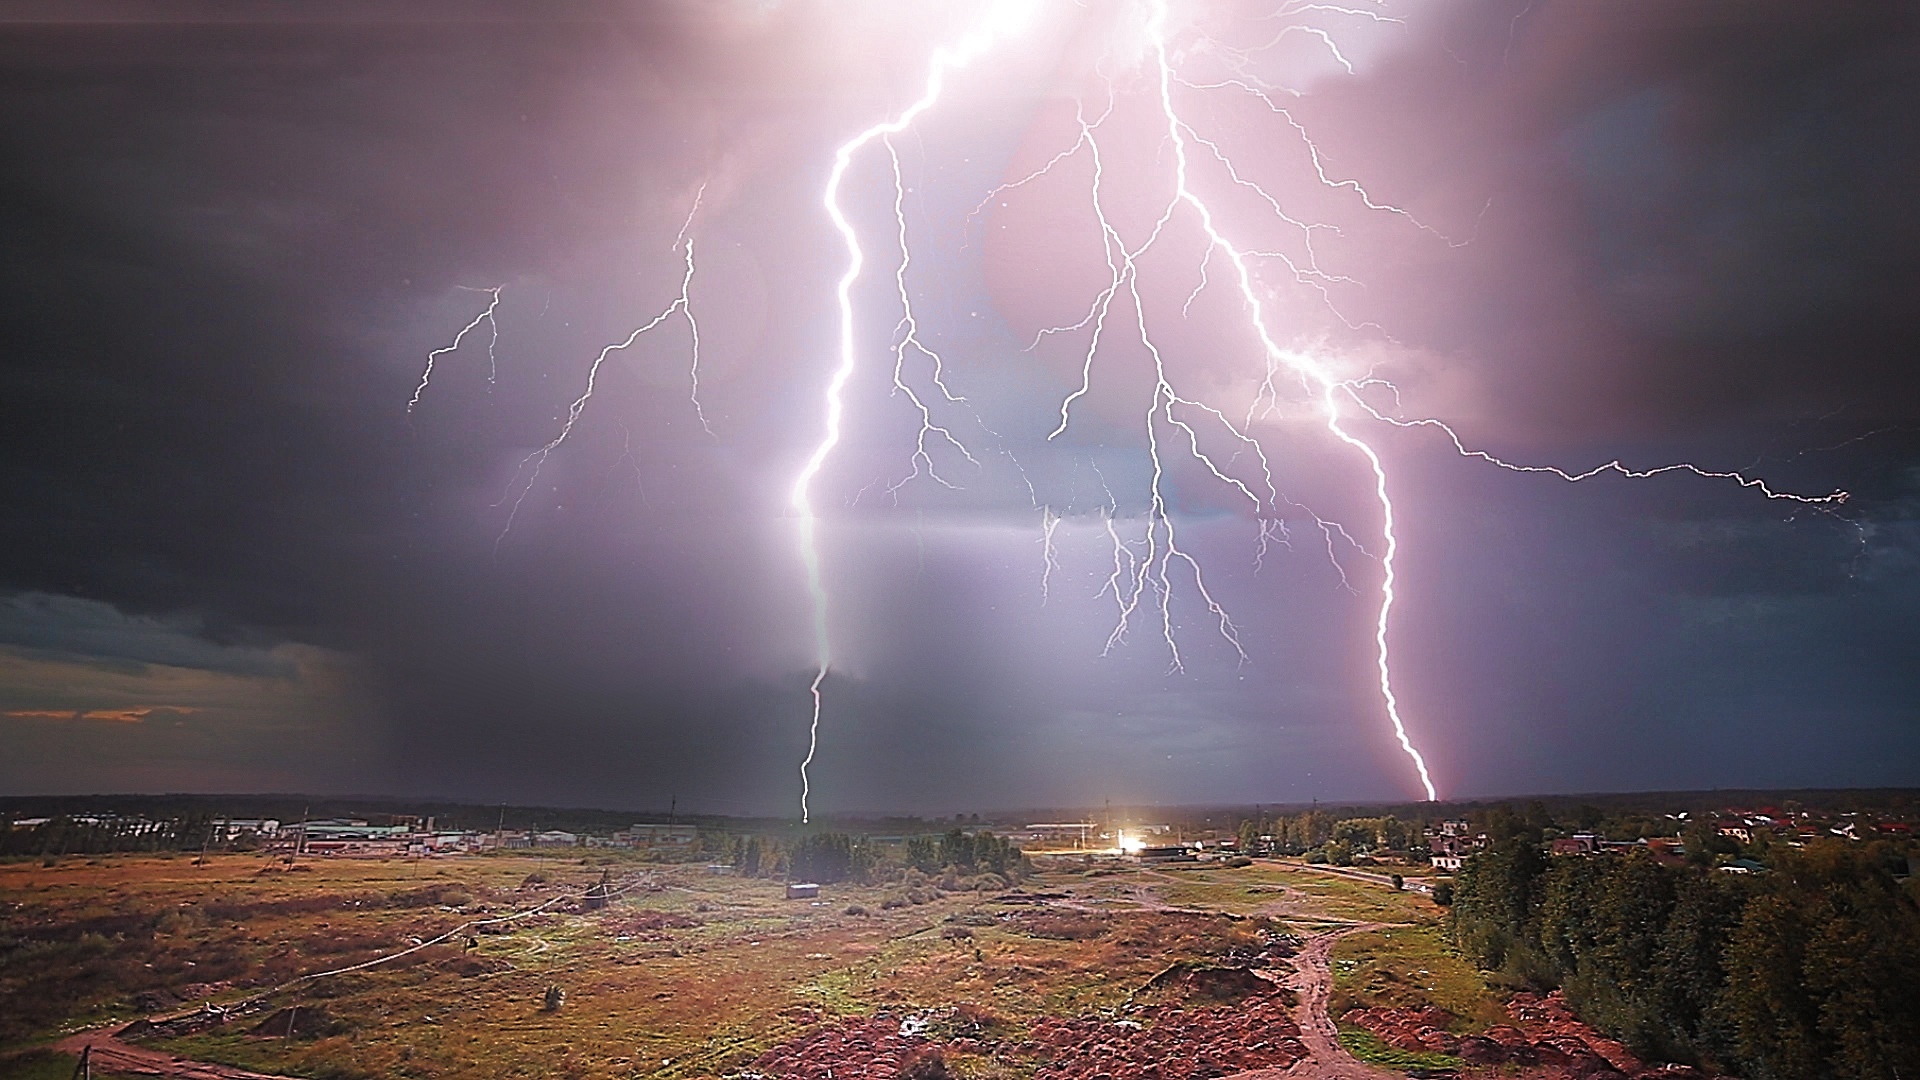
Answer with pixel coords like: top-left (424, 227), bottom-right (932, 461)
top-left (786, 882), bottom-right (820, 899)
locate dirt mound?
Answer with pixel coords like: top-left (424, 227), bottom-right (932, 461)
top-left (1504, 992), bottom-right (1725, 1080)
top-left (1140, 962), bottom-right (1278, 1005)
top-left (447, 954), bottom-right (515, 977)
top-left (1341, 1005), bottom-right (1461, 1055)
top-left (1346, 994), bottom-right (1731, 1080)
top-left (751, 1015), bottom-right (938, 1078)
top-left (1010, 911), bottom-right (1111, 940)
top-left (248, 1006), bottom-right (347, 1039)
top-left (1023, 997), bottom-right (1306, 1080)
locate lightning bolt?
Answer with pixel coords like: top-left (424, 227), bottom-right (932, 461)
top-left (790, 2), bottom-right (1033, 823)
top-left (1021, 0), bottom-right (1841, 802)
top-left (495, 186), bottom-right (706, 551)
top-left (420, 1), bottom-right (1853, 818)
top-left (410, 284), bottom-right (503, 414)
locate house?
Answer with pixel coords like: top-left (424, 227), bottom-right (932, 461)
top-left (1715, 821), bottom-right (1753, 844)
top-left (1550, 834), bottom-right (1599, 856)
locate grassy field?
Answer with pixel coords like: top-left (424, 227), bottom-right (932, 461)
top-left (1328, 921), bottom-right (1503, 1030)
top-left (0, 852), bottom-right (1476, 1080)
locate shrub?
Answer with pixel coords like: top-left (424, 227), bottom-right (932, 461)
top-left (898, 1047), bottom-right (951, 1079)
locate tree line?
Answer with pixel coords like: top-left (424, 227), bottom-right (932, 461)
top-left (1448, 836), bottom-right (1920, 1080)
top-left (780, 828), bottom-right (1029, 885)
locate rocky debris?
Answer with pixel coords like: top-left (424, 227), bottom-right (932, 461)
top-left (1023, 996), bottom-right (1306, 1080)
top-left (1218, 928), bottom-right (1301, 968)
top-left (1344, 994), bottom-right (1730, 1080)
top-left (751, 1015), bottom-right (939, 1078)
top-left (1010, 911), bottom-right (1112, 940)
top-left (753, 992), bottom-right (1304, 1080)
top-left (1505, 992), bottom-right (1726, 1080)
top-left (1342, 1005), bottom-right (1461, 1055)
top-left (118, 997), bottom-right (271, 1041)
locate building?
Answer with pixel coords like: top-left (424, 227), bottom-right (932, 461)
top-left (1018, 823), bottom-right (1097, 849)
top-left (613, 824), bottom-right (699, 851)
top-left (1550, 834), bottom-right (1600, 856)
top-left (212, 818), bottom-right (280, 841)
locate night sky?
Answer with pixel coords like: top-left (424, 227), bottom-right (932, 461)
top-left (1, 1), bottom-right (1915, 816)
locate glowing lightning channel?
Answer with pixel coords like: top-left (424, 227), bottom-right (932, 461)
top-left (495, 187), bottom-right (706, 551)
top-left (1137, 0), bottom-right (1439, 798)
top-left (789, 3), bottom-right (1032, 823)
top-left (410, 284), bottom-right (503, 414)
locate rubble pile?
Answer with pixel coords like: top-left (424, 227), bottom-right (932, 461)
top-left (1341, 995), bottom-right (1728, 1080)
top-left (1023, 997), bottom-right (1306, 1080)
top-left (1504, 992), bottom-right (1722, 1080)
top-left (1340, 1005), bottom-right (1463, 1056)
top-left (750, 1016), bottom-right (947, 1079)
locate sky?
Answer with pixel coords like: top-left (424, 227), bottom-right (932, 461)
top-left (0, 0), bottom-right (1914, 817)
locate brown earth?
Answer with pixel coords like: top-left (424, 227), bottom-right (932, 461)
top-left (55, 1025), bottom-right (298, 1080)
top-left (1341, 991), bottom-right (1727, 1080)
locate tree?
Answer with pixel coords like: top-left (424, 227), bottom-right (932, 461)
top-left (790, 833), bottom-right (854, 884)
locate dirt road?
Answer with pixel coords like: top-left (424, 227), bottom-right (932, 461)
top-left (54, 1026), bottom-right (298, 1080)
top-left (1277, 925), bottom-right (1400, 1080)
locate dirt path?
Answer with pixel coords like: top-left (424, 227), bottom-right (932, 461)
top-left (54, 1026), bottom-right (298, 1080)
top-left (1277, 924), bottom-right (1401, 1080)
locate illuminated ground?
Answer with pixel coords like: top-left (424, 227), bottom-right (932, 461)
top-left (1, 852), bottom-right (1502, 1079)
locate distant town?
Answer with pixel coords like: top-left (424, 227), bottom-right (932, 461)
top-left (3, 790), bottom-right (1915, 876)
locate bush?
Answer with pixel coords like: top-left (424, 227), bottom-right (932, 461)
top-left (844, 904), bottom-right (871, 917)
top-left (898, 1047), bottom-right (951, 1079)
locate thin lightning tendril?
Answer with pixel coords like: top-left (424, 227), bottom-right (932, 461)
top-left (419, 1), bottom-right (1855, 821)
top-left (494, 187), bottom-right (706, 553)
top-left (410, 284), bottom-right (503, 414)
top-left (790, 7), bottom-right (1030, 823)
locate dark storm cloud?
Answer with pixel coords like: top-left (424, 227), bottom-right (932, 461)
top-left (0, 593), bottom-right (292, 676)
top-left (1364, 1), bottom-right (1920, 437)
top-left (0, 2), bottom-right (1913, 810)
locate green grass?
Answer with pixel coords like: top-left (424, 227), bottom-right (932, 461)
top-left (1337, 1027), bottom-right (1465, 1072)
top-left (0, 1047), bottom-right (167, 1080)
top-left (1328, 924), bottom-right (1502, 1029)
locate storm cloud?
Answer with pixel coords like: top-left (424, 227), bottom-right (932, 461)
top-left (0, 1), bottom-right (1914, 813)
